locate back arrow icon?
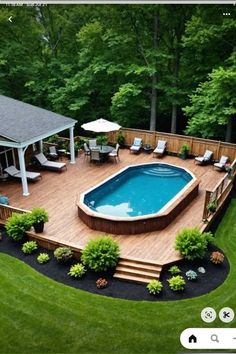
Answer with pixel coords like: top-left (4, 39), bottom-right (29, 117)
top-left (8, 16), bottom-right (13, 23)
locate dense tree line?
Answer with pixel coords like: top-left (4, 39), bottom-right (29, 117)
top-left (0, 5), bottom-right (235, 141)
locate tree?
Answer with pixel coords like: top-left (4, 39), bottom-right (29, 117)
top-left (184, 54), bottom-right (236, 142)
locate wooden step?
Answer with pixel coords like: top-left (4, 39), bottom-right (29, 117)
top-left (118, 260), bottom-right (162, 272)
top-left (114, 273), bottom-right (154, 284)
top-left (116, 266), bottom-right (160, 278)
top-left (114, 258), bottom-right (163, 284)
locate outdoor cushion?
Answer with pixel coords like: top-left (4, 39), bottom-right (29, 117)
top-left (214, 155), bottom-right (228, 169)
top-left (195, 150), bottom-right (213, 164)
top-left (153, 140), bottom-right (166, 155)
top-left (35, 153), bottom-right (66, 171)
top-left (5, 166), bottom-right (41, 181)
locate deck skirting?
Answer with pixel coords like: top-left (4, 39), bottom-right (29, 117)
top-left (77, 180), bottom-right (199, 235)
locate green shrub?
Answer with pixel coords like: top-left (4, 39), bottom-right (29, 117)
top-left (54, 247), bottom-right (73, 263)
top-left (168, 265), bottom-right (181, 275)
top-left (5, 213), bottom-right (32, 241)
top-left (147, 280), bottom-right (163, 295)
top-left (81, 236), bottom-right (120, 272)
top-left (30, 208), bottom-right (49, 224)
top-left (37, 253), bottom-right (50, 264)
top-left (68, 263), bottom-right (86, 278)
top-left (22, 241), bottom-right (38, 254)
top-left (186, 270), bottom-right (198, 281)
top-left (175, 228), bottom-right (214, 260)
top-left (168, 275), bottom-right (186, 291)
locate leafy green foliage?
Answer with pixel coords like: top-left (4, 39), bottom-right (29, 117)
top-left (37, 253), bottom-right (50, 264)
top-left (147, 280), bottom-right (163, 295)
top-left (186, 270), bottom-right (198, 281)
top-left (54, 247), bottom-right (73, 263)
top-left (175, 228), bottom-right (214, 260)
top-left (168, 275), bottom-right (186, 291)
top-left (30, 208), bottom-right (49, 224)
top-left (168, 265), bottom-right (181, 275)
top-left (5, 213), bottom-right (32, 241)
top-left (22, 241), bottom-right (38, 254)
top-left (81, 236), bottom-right (120, 272)
top-left (68, 263), bottom-right (86, 278)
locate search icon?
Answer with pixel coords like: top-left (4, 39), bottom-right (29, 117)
top-left (211, 334), bottom-right (219, 343)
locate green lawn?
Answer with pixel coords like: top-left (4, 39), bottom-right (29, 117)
top-left (0, 199), bottom-right (236, 354)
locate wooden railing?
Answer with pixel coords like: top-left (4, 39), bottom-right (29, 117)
top-left (202, 158), bottom-right (236, 220)
top-left (107, 128), bottom-right (236, 162)
top-left (0, 204), bottom-right (29, 224)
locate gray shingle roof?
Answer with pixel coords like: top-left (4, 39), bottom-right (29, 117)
top-left (0, 95), bottom-right (76, 143)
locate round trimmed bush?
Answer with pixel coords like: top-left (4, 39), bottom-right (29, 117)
top-left (175, 227), bottom-right (214, 260)
top-left (81, 236), bottom-right (120, 272)
top-left (147, 280), bottom-right (163, 295)
top-left (54, 247), bottom-right (73, 263)
top-left (68, 263), bottom-right (86, 278)
top-left (6, 213), bottom-right (32, 241)
top-left (22, 241), bottom-right (38, 254)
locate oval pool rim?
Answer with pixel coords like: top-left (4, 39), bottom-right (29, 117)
top-left (77, 162), bottom-right (199, 234)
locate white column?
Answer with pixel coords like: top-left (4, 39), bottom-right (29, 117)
top-left (39, 140), bottom-right (43, 152)
top-left (69, 126), bottom-right (75, 164)
top-left (17, 147), bottom-right (29, 196)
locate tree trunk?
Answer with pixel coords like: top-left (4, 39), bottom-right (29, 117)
top-left (171, 103), bottom-right (177, 134)
top-left (149, 10), bottom-right (159, 131)
top-left (150, 73), bottom-right (157, 131)
top-left (225, 116), bottom-right (233, 142)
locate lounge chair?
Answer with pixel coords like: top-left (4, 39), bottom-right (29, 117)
top-left (130, 137), bottom-right (142, 153)
top-left (48, 146), bottom-right (58, 160)
top-left (214, 156), bottom-right (228, 171)
top-left (109, 144), bottom-right (120, 163)
top-left (195, 150), bottom-right (213, 165)
top-left (153, 140), bottom-right (167, 157)
top-left (35, 153), bottom-right (67, 171)
top-left (5, 165), bottom-right (42, 181)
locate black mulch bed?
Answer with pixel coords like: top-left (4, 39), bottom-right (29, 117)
top-left (0, 227), bottom-right (229, 302)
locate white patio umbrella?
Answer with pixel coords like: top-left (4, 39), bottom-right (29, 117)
top-left (81, 118), bottom-right (121, 133)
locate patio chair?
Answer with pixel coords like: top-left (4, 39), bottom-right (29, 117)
top-left (153, 140), bottom-right (167, 158)
top-left (48, 146), bottom-right (59, 160)
top-left (195, 150), bottom-right (213, 165)
top-left (89, 139), bottom-right (97, 149)
top-left (84, 142), bottom-right (91, 159)
top-left (214, 155), bottom-right (228, 171)
top-left (35, 153), bottom-right (67, 172)
top-left (90, 149), bottom-right (102, 163)
top-left (130, 137), bottom-right (142, 153)
top-left (5, 165), bottom-right (42, 181)
top-left (109, 144), bottom-right (120, 163)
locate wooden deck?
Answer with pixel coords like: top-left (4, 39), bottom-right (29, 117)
top-left (0, 150), bottom-right (225, 272)
top-left (0, 149), bottom-right (225, 269)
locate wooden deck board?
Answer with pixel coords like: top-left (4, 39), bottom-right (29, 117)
top-left (0, 150), bottom-right (224, 266)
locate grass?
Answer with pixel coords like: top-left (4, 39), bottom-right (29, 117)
top-left (0, 199), bottom-right (236, 354)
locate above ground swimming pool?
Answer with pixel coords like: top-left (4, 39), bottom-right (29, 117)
top-left (77, 163), bottom-right (199, 234)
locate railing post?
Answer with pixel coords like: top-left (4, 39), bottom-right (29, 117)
top-left (202, 190), bottom-right (211, 221)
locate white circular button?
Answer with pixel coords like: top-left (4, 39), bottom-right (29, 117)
top-left (201, 307), bottom-right (217, 323)
top-left (219, 307), bottom-right (234, 323)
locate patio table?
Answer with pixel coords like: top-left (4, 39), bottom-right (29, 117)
top-left (90, 145), bottom-right (113, 161)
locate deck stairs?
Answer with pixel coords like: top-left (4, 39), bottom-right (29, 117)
top-left (114, 257), bottom-right (163, 284)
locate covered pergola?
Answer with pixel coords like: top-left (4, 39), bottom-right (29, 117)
top-left (0, 95), bottom-right (77, 196)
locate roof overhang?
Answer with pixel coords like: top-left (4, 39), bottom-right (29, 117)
top-left (0, 122), bottom-right (75, 149)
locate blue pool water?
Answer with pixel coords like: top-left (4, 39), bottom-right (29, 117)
top-left (84, 164), bottom-right (193, 217)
